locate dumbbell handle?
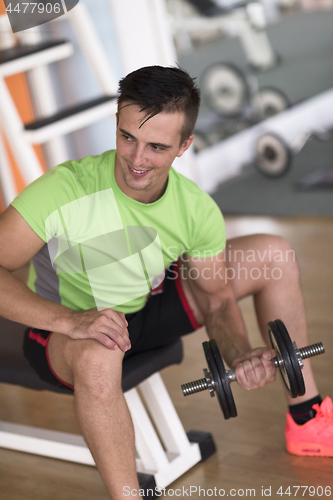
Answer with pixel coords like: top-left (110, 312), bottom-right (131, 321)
top-left (227, 342), bottom-right (325, 382)
top-left (182, 342), bottom-right (325, 396)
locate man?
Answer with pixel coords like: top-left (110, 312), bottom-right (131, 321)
top-left (0, 66), bottom-right (331, 499)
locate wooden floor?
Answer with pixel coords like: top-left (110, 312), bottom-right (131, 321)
top-left (0, 216), bottom-right (332, 499)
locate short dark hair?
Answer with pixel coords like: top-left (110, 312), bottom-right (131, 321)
top-left (117, 66), bottom-right (201, 145)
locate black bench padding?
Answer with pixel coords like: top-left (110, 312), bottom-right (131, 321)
top-left (0, 40), bottom-right (70, 65)
top-left (187, 0), bottom-right (250, 16)
top-left (24, 96), bottom-right (117, 131)
top-left (0, 317), bottom-right (183, 394)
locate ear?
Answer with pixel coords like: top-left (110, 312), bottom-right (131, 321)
top-left (176, 135), bottom-right (194, 158)
top-left (115, 111), bottom-right (119, 125)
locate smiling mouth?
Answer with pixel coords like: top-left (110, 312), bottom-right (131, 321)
top-left (128, 165), bottom-right (150, 176)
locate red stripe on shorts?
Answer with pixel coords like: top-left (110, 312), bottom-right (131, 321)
top-left (174, 259), bottom-right (201, 331)
top-left (45, 338), bottom-right (74, 390)
top-left (28, 328), bottom-right (74, 390)
top-left (28, 329), bottom-right (48, 347)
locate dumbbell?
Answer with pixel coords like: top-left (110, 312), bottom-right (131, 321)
top-left (181, 319), bottom-right (325, 420)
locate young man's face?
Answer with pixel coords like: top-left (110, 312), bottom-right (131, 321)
top-left (115, 102), bottom-right (193, 203)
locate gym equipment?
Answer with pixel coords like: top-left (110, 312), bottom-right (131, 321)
top-left (181, 319), bottom-right (325, 419)
top-left (0, 4), bottom-right (118, 201)
top-left (193, 61), bottom-right (289, 153)
top-left (201, 61), bottom-right (289, 120)
top-left (193, 110), bottom-right (250, 153)
top-left (193, 88), bottom-right (333, 193)
top-left (0, 317), bottom-right (215, 491)
top-left (167, 0), bottom-right (278, 70)
top-left (254, 128), bottom-right (333, 178)
top-left (254, 133), bottom-right (292, 178)
top-left (202, 61), bottom-right (249, 118)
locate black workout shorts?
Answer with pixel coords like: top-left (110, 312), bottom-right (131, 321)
top-left (23, 260), bottom-right (201, 393)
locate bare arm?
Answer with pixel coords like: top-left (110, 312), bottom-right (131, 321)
top-left (0, 206), bottom-right (130, 351)
top-left (182, 252), bottom-right (276, 389)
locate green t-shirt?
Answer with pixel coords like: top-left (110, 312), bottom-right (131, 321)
top-left (11, 150), bottom-right (226, 314)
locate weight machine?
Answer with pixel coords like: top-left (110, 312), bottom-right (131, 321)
top-left (193, 87), bottom-right (333, 192)
top-left (193, 59), bottom-right (290, 153)
top-left (166, 0), bottom-right (278, 70)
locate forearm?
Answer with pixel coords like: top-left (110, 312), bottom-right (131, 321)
top-left (0, 265), bottom-right (74, 333)
top-left (204, 296), bottom-right (251, 367)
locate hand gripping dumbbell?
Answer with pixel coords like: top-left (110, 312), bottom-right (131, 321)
top-left (181, 319), bottom-right (325, 420)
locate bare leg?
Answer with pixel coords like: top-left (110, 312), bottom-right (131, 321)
top-left (181, 234), bottom-right (319, 406)
top-left (48, 333), bottom-right (140, 499)
top-left (225, 234), bottom-right (319, 405)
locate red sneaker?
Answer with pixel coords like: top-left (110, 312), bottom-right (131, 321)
top-left (285, 396), bottom-right (333, 456)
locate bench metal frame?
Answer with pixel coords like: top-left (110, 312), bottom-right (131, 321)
top-left (0, 372), bottom-right (201, 490)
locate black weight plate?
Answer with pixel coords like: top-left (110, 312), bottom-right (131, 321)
top-left (268, 321), bottom-right (298, 398)
top-left (253, 86), bottom-right (290, 121)
top-left (275, 320), bottom-right (305, 397)
top-left (201, 62), bottom-right (249, 117)
top-left (210, 340), bottom-right (237, 419)
top-left (203, 341), bottom-right (231, 419)
top-left (255, 133), bottom-right (292, 178)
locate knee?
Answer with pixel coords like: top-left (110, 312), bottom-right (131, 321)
top-left (72, 340), bottom-right (124, 399)
top-left (229, 234), bottom-right (297, 267)
top-left (257, 234), bottom-right (300, 280)
top-left (265, 234), bottom-right (296, 263)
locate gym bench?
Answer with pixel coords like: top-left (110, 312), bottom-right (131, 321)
top-left (0, 316), bottom-right (215, 494)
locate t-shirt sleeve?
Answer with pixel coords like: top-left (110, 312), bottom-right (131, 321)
top-left (187, 193), bottom-right (226, 258)
top-left (10, 166), bottom-right (75, 242)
